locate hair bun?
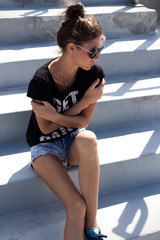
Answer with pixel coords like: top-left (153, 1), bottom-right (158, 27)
top-left (65, 2), bottom-right (85, 20)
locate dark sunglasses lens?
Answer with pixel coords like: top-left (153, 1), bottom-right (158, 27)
top-left (90, 49), bottom-right (98, 58)
top-left (90, 46), bottom-right (104, 59)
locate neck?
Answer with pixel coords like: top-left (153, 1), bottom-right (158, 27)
top-left (55, 54), bottom-right (78, 82)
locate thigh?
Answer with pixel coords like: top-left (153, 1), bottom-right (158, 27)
top-left (32, 154), bottom-right (83, 209)
top-left (68, 130), bottom-right (97, 166)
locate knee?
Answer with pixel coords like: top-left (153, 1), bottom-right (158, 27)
top-left (66, 198), bottom-right (86, 220)
top-left (76, 130), bottom-right (98, 154)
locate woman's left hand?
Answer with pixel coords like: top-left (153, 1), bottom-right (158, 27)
top-left (83, 78), bottom-right (105, 105)
top-left (31, 100), bottom-right (59, 122)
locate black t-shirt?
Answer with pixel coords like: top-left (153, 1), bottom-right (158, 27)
top-left (26, 60), bottom-right (105, 147)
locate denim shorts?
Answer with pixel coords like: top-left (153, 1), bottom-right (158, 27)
top-left (30, 128), bottom-right (85, 167)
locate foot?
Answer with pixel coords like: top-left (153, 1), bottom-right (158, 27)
top-left (84, 227), bottom-right (107, 240)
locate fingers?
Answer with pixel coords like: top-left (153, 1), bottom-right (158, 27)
top-left (99, 79), bottom-right (105, 87)
top-left (96, 79), bottom-right (105, 99)
top-left (31, 99), bottom-right (43, 107)
top-left (93, 78), bottom-right (106, 89)
top-left (95, 80), bottom-right (105, 92)
top-left (91, 78), bottom-right (100, 89)
top-left (31, 100), bottom-right (38, 108)
top-left (42, 101), bottom-right (51, 108)
top-left (31, 100), bottom-right (44, 115)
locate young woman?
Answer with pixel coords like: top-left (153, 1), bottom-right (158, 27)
top-left (26, 1), bottom-right (107, 240)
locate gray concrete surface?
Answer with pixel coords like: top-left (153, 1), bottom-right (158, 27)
top-left (0, 5), bottom-right (157, 45)
top-left (1, 73), bottom-right (160, 143)
top-left (0, 0), bottom-right (160, 239)
top-left (1, 28), bottom-right (160, 89)
top-left (0, 121), bottom-right (160, 216)
top-left (0, 0), bottom-right (142, 9)
top-left (139, 0), bottom-right (160, 20)
top-left (0, 182), bottom-right (160, 240)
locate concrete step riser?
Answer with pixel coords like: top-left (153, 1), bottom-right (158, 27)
top-left (90, 96), bottom-right (160, 129)
top-left (0, 8), bottom-right (157, 45)
top-left (1, 48), bottom-right (160, 89)
top-left (0, 111), bottom-right (30, 144)
top-left (100, 50), bottom-right (160, 79)
top-left (99, 153), bottom-right (160, 195)
top-left (140, 0), bottom-right (160, 20)
top-left (0, 59), bottom-right (47, 89)
top-left (0, 150), bottom-right (160, 216)
top-left (1, 94), bottom-right (160, 143)
top-left (0, 0), bottom-right (137, 9)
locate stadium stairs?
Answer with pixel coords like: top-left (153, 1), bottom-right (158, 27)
top-left (0, 0), bottom-right (160, 239)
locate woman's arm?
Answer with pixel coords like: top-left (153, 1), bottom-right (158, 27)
top-left (32, 79), bottom-right (105, 134)
top-left (52, 102), bottom-right (97, 128)
top-left (33, 101), bottom-right (96, 134)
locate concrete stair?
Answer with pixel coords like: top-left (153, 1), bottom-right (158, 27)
top-left (1, 30), bottom-right (160, 89)
top-left (0, 5), bottom-right (157, 45)
top-left (1, 73), bottom-right (160, 143)
top-left (0, 182), bottom-right (160, 240)
top-left (1, 120), bottom-right (160, 217)
top-left (0, 0), bottom-right (160, 239)
top-left (0, 0), bottom-right (141, 9)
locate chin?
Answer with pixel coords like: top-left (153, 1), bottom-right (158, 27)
top-left (81, 65), bottom-right (92, 71)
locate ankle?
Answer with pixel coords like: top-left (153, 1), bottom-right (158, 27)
top-left (84, 227), bottom-right (107, 239)
top-left (85, 220), bottom-right (98, 231)
top-left (85, 226), bottom-right (98, 231)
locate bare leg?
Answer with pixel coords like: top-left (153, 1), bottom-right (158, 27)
top-left (33, 154), bottom-right (86, 240)
top-left (68, 130), bottom-right (100, 230)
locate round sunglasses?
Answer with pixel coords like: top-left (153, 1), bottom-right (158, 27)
top-left (76, 44), bottom-right (104, 59)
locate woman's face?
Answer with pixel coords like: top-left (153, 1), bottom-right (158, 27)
top-left (73, 36), bottom-right (102, 71)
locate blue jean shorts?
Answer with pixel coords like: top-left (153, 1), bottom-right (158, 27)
top-left (30, 128), bottom-right (85, 167)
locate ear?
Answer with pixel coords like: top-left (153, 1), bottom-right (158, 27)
top-left (67, 42), bottom-right (76, 54)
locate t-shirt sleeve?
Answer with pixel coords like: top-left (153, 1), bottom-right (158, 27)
top-left (90, 64), bottom-right (105, 84)
top-left (27, 77), bottom-right (50, 101)
top-left (93, 64), bottom-right (105, 81)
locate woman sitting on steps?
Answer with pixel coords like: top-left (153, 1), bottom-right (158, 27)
top-left (26, 1), bottom-right (107, 239)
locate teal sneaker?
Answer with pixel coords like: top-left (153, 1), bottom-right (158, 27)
top-left (84, 227), bottom-right (107, 240)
